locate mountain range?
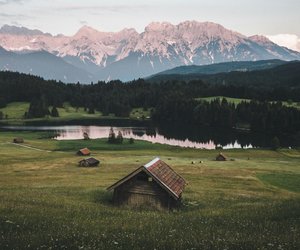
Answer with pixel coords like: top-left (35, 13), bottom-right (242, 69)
top-left (1, 21), bottom-right (300, 83)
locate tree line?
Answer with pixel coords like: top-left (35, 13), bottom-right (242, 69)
top-left (0, 71), bottom-right (300, 134)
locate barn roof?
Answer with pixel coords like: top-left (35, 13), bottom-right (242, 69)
top-left (78, 148), bottom-right (90, 155)
top-left (107, 158), bottom-right (186, 200)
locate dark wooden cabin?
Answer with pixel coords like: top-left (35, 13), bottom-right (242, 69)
top-left (76, 148), bottom-right (90, 156)
top-left (216, 152), bottom-right (227, 161)
top-left (78, 157), bottom-right (99, 167)
top-left (13, 138), bottom-right (24, 143)
top-left (107, 158), bottom-right (186, 210)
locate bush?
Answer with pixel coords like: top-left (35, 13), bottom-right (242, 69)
top-left (271, 136), bottom-right (280, 150)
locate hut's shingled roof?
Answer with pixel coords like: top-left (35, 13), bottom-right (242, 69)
top-left (144, 158), bottom-right (186, 199)
top-left (216, 152), bottom-right (227, 159)
top-left (79, 157), bottom-right (99, 165)
top-left (107, 158), bottom-right (186, 200)
top-left (78, 148), bottom-right (90, 155)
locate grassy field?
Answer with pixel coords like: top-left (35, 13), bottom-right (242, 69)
top-left (0, 131), bottom-right (300, 249)
top-left (0, 102), bottom-right (103, 122)
top-left (197, 96), bottom-right (300, 108)
top-left (0, 102), bottom-right (151, 125)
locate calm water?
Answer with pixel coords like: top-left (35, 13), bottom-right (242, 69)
top-left (0, 125), bottom-right (253, 149)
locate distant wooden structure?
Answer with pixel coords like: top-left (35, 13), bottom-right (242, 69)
top-left (107, 158), bottom-right (186, 210)
top-left (216, 152), bottom-right (227, 161)
top-left (76, 148), bottom-right (90, 156)
top-left (78, 157), bottom-right (100, 167)
top-left (13, 138), bottom-right (24, 143)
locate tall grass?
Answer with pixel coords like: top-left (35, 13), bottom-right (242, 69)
top-left (0, 131), bottom-right (299, 249)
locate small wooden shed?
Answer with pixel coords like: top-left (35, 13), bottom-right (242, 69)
top-left (216, 152), bottom-right (227, 161)
top-left (78, 157), bottom-right (100, 167)
top-left (13, 138), bottom-right (24, 143)
top-left (76, 148), bottom-right (90, 156)
top-left (107, 158), bottom-right (186, 210)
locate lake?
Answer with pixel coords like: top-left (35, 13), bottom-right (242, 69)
top-left (2, 124), bottom-right (297, 149)
top-left (1, 125), bottom-right (254, 149)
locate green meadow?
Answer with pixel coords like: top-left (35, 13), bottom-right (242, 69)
top-left (0, 102), bottom-right (151, 125)
top-left (0, 131), bottom-right (299, 249)
top-left (197, 96), bottom-right (300, 109)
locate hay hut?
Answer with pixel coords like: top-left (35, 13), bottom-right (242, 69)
top-left (107, 157), bottom-right (186, 210)
top-left (76, 148), bottom-right (90, 156)
top-left (78, 158), bottom-right (100, 167)
top-left (216, 152), bottom-right (227, 161)
top-left (13, 138), bottom-right (24, 143)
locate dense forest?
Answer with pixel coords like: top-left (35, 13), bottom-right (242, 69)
top-left (0, 71), bottom-right (300, 135)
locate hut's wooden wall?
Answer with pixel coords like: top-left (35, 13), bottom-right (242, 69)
top-left (113, 172), bottom-right (178, 210)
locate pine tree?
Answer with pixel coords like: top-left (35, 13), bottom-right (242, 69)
top-left (108, 127), bottom-right (116, 143)
top-left (116, 131), bottom-right (123, 144)
top-left (51, 106), bottom-right (59, 117)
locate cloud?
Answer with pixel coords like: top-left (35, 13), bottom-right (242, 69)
top-left (0, 0), bottom-right (23, 5)
top-left (53, 4), bottom-right (151, 13)
top-left (80, 20), bottom-right (88, 26)
top-left (267, 34), bottom-right (300, 52)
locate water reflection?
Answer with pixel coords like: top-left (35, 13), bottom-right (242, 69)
top-left (1, 125), bottom-right (251, 149)
top-left (56, 126), bottom-right (223, 149)
top-left (2, 124), bottom-right (297, 149)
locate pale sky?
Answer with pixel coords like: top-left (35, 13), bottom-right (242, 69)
top-left (0, 0), bottom-right (299, 50)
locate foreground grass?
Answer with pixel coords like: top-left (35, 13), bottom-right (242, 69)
top-left (0, 131), bottom-right (299, 249)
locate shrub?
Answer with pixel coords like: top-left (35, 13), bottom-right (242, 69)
top-left (271, 136), bottom-right (280, 150)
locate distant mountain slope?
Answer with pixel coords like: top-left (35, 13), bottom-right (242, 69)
top-left (149, 59), bottom-right (287, 78)
top-left (205, 61), bottom-right (300, 87)
top-left (0, 47), bottom-right (93, 83)
top-left (1, 22), bottom-right (300, 82)
top-left (147, 61), bottom-right (300, 87)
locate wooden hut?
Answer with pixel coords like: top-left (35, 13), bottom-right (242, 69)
top-left (76, 148), bottom-right (90, 156)
top-left (107, 158), bottom-right (186, 210)
top-left (216, 152), bottom-right (227, 161)
top-left (78, 158), bottom-right (100, 167)
top-left (13, 138), bottom-right (24, 143)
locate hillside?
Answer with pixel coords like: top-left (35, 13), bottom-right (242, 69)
top-left (0, 47), bottom-right (93, 83)
top-left (147, 61), bottom-right (300, 87)
top-left (149, 59), bottom-right (287, 77)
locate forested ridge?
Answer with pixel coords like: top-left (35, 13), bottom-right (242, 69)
top-left (0, 70), bottom-right (300, 134)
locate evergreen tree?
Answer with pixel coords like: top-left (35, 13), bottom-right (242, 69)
top-left (51, 106), bottom-right (59, 117)
top-left (26, 98), bottom-right (50, 118)
top-left (108, 127), bottom-right (116, 143)
top-left (116, 131), bottom-right (123, 144)
top-left (88, 106), bottom-right (95, 114)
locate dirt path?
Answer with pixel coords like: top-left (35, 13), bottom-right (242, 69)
top-left (3, 142), bottom-right (52, 152)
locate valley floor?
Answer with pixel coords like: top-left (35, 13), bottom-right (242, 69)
top-left (0, 131), bottom-right (299, 249)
